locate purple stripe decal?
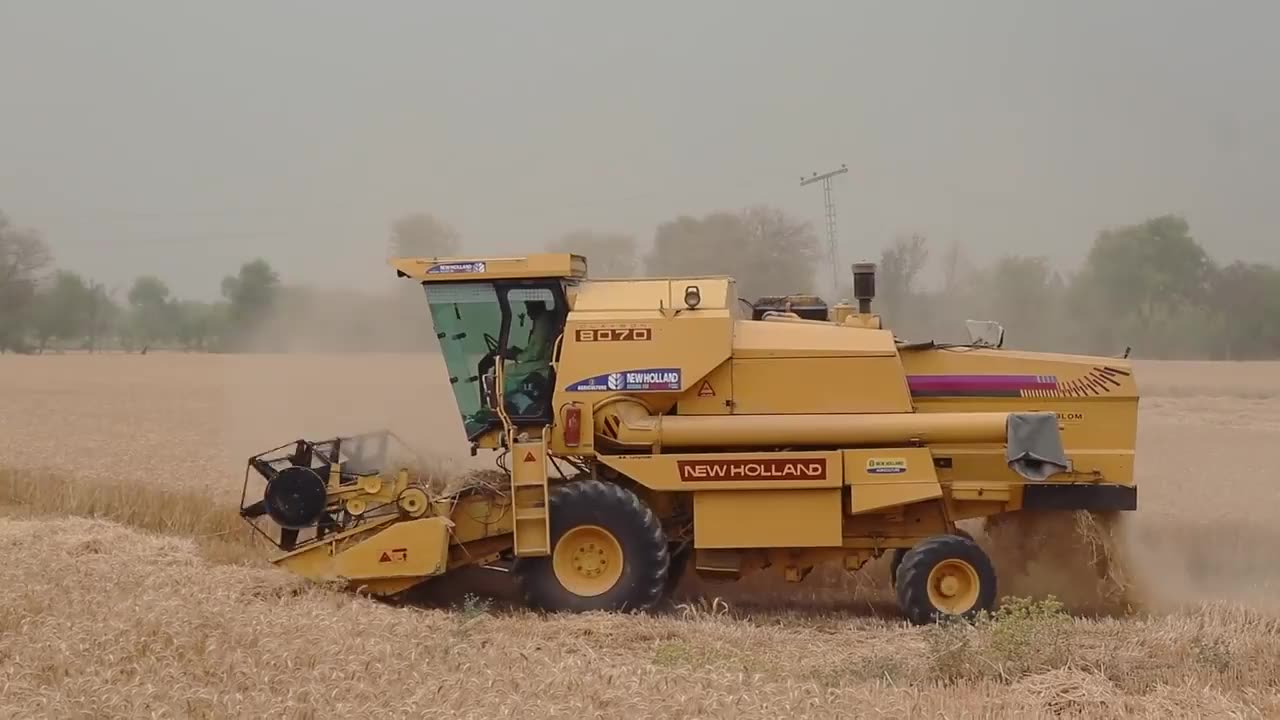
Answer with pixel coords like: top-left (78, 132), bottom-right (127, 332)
top-left (907, 374), bottom-right (1059, 394)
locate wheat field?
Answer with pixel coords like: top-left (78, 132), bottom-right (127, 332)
top-left (3, 353), bottom-right (1280, 718)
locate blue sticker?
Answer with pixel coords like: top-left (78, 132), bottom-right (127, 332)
top-left (566, 368), bottom-right (682, 392)
top-left (427, 261), bottom-right (487, 274)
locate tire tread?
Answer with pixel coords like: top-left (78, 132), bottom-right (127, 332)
top-left (513, 479), bottom-right (668, 612)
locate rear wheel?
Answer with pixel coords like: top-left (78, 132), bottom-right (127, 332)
top-left (895, 534), bottom-right (997, 625)
top-left (513, 479), bottom-right (668, 612)
top-left (889, 527), bottom-right (973, 586)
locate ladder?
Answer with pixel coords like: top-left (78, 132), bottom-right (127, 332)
top-left (510, 430), bottom-right (551, 556)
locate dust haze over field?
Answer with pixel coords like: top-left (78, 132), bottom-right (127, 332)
top-left (4, 355), bottom-right (1280, 716)
top-left (4, 2), bottom-right (1280, 296)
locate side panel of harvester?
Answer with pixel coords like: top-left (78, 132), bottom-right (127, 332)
top-left (549, 277), bottom-right (736, 456)
top-left (900, 347), bottom-right (1138, 511)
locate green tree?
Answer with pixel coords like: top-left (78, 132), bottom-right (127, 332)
top-left (1208, 261), bottom-right (1280, 359)
top-left (221, 259), bottom-right (280, 348)
top-left (645, 206), bottom-right (819, 300)
top-left (1070, 215), bottom-right (1214, 356)
top-left (31, 270), bottom-right (93, 352)
top-left (546, 230), bottom-right (638, 277)
top-left (877, 234), bottom-right (930, 331)
top-left (84, 281), bottom-right (121, 353)
top-left (0, 212), bottom-right (52, 352)
top-left (971, 255), bottom-right (1065, 350)
top-left (390, 213), bottom-right (462, 258)
top-left (738, 204), bottom-right (822, 296)
top-left (174, 300), bottom-right (224, 352)
top-left (126, 275), bottom-right (176, 350)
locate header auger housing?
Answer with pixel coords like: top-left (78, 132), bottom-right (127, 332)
top-left (241, 253), bottom-right (1139, 623)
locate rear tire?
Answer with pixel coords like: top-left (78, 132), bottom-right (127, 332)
top-left (895, 533), bottom-right (997, 625)
top-left (889, 527), bottom-right (973, 586)
top-left (513, 479), bottom-right (668, 612)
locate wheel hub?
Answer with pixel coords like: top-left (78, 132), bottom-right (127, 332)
top-left (927, 558), bottom-right (981, 614)
top-left (552, 525), bottom-right (625, 597)
top-left (571, 541), bottom-right (610, 577)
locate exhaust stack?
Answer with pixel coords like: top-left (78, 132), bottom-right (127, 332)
top-left (852, 262), bottom-right (876, 314)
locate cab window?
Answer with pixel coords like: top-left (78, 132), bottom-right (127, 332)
top-left (423, 281), bottom-right (565, 440)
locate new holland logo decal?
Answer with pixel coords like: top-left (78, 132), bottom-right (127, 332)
top-left (677, 458), bottom-right (827, 481)
top-left (426, 261), bottom-right (486, 274)
top-left (865, 457), bottom-right (908, 475)
top-left (565, 368), bottom-right (681, 392)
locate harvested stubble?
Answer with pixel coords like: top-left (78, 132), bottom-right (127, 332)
top-left (3, 516), bottom-right (1280, 719)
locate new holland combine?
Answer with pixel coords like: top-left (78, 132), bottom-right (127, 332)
top-left (240, 254), bottom-right (1138, 624)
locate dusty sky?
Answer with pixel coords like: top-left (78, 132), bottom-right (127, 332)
top-left (2, 1), bottom-right (1277, 299)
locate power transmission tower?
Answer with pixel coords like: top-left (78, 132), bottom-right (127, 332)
top-left (800, 164), bottom-right (848, 297)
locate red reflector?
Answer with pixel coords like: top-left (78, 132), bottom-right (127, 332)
top-left (564, 405), bottom-right (581, 447)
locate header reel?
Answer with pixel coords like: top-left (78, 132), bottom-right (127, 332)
top-left (239, 430), bottom-right (435, 553)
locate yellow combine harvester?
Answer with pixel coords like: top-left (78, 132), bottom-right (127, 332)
top-left (240, 254), bottom-right (1138, 624)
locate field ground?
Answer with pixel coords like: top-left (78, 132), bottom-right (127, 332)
top-left (3, 353), bottom-right (1280, 718)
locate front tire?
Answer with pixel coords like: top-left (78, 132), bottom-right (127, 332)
top-left (513, 479), bottom-right (668, 612)
top-left (895, 534), bottom-right (997, 625)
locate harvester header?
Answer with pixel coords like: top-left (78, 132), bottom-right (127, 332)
top-left (240, 253), bottom-right (1139, 624)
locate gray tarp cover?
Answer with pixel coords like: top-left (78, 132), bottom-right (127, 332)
top-left (1005, 412), bottom-right (1070, 481)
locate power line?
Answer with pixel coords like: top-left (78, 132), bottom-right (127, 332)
top-left (800, 164), bottom-right (848, 297)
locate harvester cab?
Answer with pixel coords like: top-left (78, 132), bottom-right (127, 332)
top-left (240, 252), bottom-right (1139, 624)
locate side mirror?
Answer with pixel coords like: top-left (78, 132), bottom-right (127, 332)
top-left (965, 320), bottom-right (1005, 348)
top-left (480, 370), bottom-right (499, 410)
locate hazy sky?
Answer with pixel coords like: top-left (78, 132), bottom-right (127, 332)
top-left (2, 1), bottom-right (1277, 299)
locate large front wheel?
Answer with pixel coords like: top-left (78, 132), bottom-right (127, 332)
top-left (513, 479), bottom-right (669, 612)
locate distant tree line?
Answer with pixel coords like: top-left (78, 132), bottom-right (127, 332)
top-left (0, 210), bottom-right (283, 353)
top-left (540, 210), bottom-right (1280, 360)
top-left (4, 207), bottom-right (1278, 359)
top-left (870, 215), bottom-right (1280, 360)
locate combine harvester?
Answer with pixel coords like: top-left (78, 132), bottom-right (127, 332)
top-left (240, 255), bottom-right (1138, 624)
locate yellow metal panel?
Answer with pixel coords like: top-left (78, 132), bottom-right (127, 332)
top-left (391, 253), bottom-right (587, 281)
top-left (571, 277), bottom-right (736, 313)
top-left (570, 280), bottom-right (678, 312)
top-left (842, 448), bottom-right (943, 514)
top-left (900, 346), bottom-right (1139, 487)
top-left (554, 304), bottom-right (733, 413)
top-left (674, 360), bottom-right (733, 415)
top-left (331, 517), bottom-right (451, 579)
top-left (932, 447), bottom-right (1135, 488)
top-left (730, 357), bottom-right (912, 414)
top-left (599, 450), bottom-right (843, 492)
top-left (277, 517), bottom-right (451, 583)
top-left (732, 320), bottom-right (899, 358)
top-left (694, 488), bottom-right (843, 548)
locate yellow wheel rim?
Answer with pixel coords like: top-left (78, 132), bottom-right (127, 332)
top-left (552, 525), bottom-right (624, 597)
top-left (927, 559), bottom-right (981, 614)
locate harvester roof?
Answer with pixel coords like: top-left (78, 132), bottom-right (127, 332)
top-left (391, 253), bottom-right (588, 282)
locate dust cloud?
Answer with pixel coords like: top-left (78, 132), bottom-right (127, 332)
top-left (213, 280), bottom-right (495, 483)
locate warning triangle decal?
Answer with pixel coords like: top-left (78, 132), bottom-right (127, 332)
top-left (378, 551), bottom-right (392, 563)
top-left (697, 380), bottom-right (715, 397)
top-left (523, 451), bottom-right (537, 463)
